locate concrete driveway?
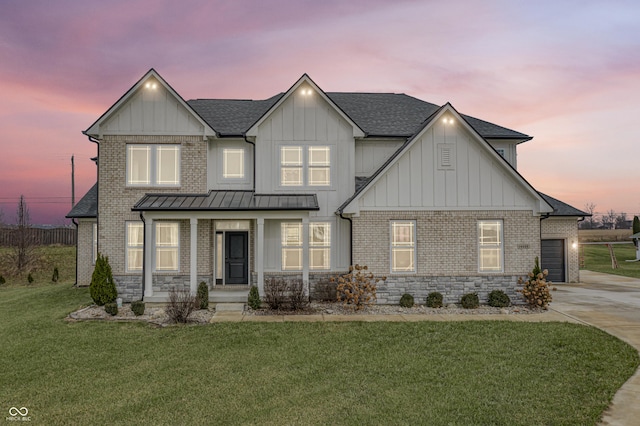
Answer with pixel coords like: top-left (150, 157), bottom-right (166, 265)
top-left (551, 271), bottom-right (640, 426)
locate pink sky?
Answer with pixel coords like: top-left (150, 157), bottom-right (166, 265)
top-left (0, 0), bottom-right (638, 224)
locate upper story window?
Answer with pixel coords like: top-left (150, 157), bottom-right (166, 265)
top-left (280, 146), bottom-right (330, 187)
top-left (223, 148), bottom-right (245, 179)
top-left (495, 148), bottom-right (506, 158)
top-left (478, 220), bottom-right (503, 272)
top-left (127, 144), bottom-right (180, 187)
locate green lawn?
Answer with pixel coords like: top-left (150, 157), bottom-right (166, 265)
top-left (582, 243), bottom-right (640, 279)
top-left (1, 284), bottom-right (638, 425)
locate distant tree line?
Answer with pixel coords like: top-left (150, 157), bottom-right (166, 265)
top-left (579, 202), bottom-right (638, 230)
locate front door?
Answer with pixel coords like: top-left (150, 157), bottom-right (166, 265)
top-left (225, 232), bottom-right (248, 284)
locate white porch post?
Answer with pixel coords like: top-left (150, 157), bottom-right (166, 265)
top-left (302, 217), bottom-right (309, 298)
top-left (190, 217), bottom-right (198, 296)
top-left (144, 217), bottom-right (154, 298)
top-left (256, 217), bottom-right (265, 297)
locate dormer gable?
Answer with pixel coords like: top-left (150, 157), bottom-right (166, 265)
top-left (245, 74), bottom-right (365, 138)
top-left (84, 69), bottom-right (217, 139)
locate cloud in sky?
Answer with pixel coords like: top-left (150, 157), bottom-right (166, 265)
top-left (0, 0), bottom-right (639, 223)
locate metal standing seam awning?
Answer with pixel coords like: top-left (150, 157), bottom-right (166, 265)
top-left (132, 190), bottom-right (319, 212)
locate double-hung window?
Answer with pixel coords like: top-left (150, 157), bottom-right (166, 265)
top-left (310, 222), bottom-right (330, 270)
top-left (126, 222), bottom-right (144, 272)
top-left (280, 146), bottom-right (330, 187)
top-left (281, 223), bottom-right (302, 270)
top-left (391, 221), bottom-right (416, 273)
top-left (156, 222), bottom-right (179, 271)
top-left (223, 148), bottom-right (245, 179)
top-left (478, 220), bottom-right (503, 272)
top-left (127, 144), bottom-right (180, 186)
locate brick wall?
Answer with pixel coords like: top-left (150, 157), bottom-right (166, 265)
top-left (76, 219), bottom-right (95, 286)
top-left (541, 217), bottom-right (580, 283)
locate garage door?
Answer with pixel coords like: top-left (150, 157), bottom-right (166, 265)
top-left (541, 239), bottom-right (565, 283)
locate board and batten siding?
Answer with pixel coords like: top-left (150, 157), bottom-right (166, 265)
top-left (359, 120), bottom-right (537, 211)
top-left (254, 86), bottom-right (356, 216)
top-left (102, 83), bottom-right (206, 135)
top-left (207, 139), bottom-right (254, 190)
top-left (355, 139), bottom-right (404, 176)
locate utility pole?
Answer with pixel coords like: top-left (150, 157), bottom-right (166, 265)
top-left (71, 155), bottom-right (75, 208)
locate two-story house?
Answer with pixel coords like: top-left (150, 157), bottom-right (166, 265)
top-left (67, 69), bottom-right (587, 304)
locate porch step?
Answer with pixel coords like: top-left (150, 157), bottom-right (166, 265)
top-left (210, 289), bottom-right (249, 303)
top-left (215, 303), bottom-right (245, 312)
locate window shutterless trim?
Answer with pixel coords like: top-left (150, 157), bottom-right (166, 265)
top-left (126, 144), bottom-right (181, 187)
top-left (390, 220), bottom-right (416, 273)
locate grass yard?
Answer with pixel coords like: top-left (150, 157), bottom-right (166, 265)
top-left (1, 284), bottom-right (638, 425)
top-left (581, 243), bottom-right (640, 279)
top-left (0, 245), bottom-right (76, 285)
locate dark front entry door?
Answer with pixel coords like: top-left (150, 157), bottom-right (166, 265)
top-left (225, 232), bottom-right (248, 284)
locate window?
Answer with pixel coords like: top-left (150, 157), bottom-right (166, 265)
top-left (92, 223), bottom-right (98, 265)
top-left (478, 220), bottom-right (503, 272)
top-left (280, 146), bottom-right (330, 186)
top-left (281, 223), bottom-right (302, 270)
top-left (308, 147), bottom-right (330, 186)
top-left (310, 222), bottom-right (330, 270)
top-left (126, 222), bottom-right (144, 272)
top-left (391, 221), bottom-right (416, 273)
top-left (223, 148), bottom-right (244, 179)
top-left (127, 144), bottom-right (180, 186)
top-left (156, 222), bottom-right (179, 271)
top-left (281, 147), bottom-right (303, 186)
top-left (495, 148), bottom-right (506, 158)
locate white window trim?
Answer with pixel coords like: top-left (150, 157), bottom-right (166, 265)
top-left (390, 220), bottom-right (416, 274)
top-left (125, 221), bottom-right (144, 273)
top-left (222, 148), bottom-right (245, 179)
top-left (279, 145), bottom-right (332, 188)
top-left (478, 220), bottom-right (504, 273)
top-left (281, 222), bottom-right (303, 271)
top-left (309, 222), bottom-right (331, 270)
top-left (155, 222), bottom-right (180, 272)
top-left (126, 144), bottom-right (181, 187)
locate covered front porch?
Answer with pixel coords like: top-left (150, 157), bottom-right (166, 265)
top-left (132, 191), bottom-right (319, 302)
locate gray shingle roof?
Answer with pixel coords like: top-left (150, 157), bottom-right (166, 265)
top-left (187, 92), bottom-right (530, 139)
top-left (66, 183), bottom-right (97, 218)
top-left (540, 193), bottom-right (590, 217)
top-left (132, 191), bottom-right (319, 211)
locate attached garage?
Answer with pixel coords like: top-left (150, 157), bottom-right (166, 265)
top-left (541, 239), bottom-right (566, 283)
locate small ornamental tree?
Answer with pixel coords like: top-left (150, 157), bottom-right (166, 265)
top-left (518, 257), bottom-right (554, 309)
top-left (90, 253), bottom-right (117, 306)
top-left (633, 216), bottom-right (640, 249)
top-left (197, 281), bottom-right (209, 309)
top-left (332, 264), bottom-right (385, 310)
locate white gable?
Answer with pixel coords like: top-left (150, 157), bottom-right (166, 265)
top-left (85, 69), bottom-right (216, 138)
top-left (343, 105), bottom-right (552, 215)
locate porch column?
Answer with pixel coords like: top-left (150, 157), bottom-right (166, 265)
top-left (144, 218), bottom-right (153, 298)
top-left (190, 217), bottom-right (198, 296)
top-left (256, 217), bottom-right (265, 297)
top-left (302, 217), bottom-right (309, 298)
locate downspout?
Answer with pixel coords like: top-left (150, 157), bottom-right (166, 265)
top-left (87, 134), bottom-right (100, 255)
top-left (539, 213), bottom-right (550, 240)
top-left (139, 212), bottom-right (146, 302)
top-left (243, 135), bottom-right (256, 191)
top-left (71, 219), bottom-right (79, 287)
top-left (339, 213), bottom-right (353, 266)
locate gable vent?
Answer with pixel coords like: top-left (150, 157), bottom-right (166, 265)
top-left (437, 144), bottom-right (455, 170)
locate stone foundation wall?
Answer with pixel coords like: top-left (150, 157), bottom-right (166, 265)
top-left (114, 274), bottom-right (213, 302)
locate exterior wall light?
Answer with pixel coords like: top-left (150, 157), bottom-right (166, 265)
top-left (442, 117), bottom-right (454, 124)
top-left (300, 88), bottom-right (313, 96)
top-left (145, 82), bottom-right (158, 89)
top-left (572, 241), bottom-right (578, 249)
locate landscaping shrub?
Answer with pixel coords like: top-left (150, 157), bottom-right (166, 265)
top-left (461, 293), bottom-right (479, 309)
top-left (197, 281), bottom-right (209, 309)
top-left (0, 275), bottom-right (5, 285)
top-left (27, 273), bottom-right (34, 284)
top-left (518, 257), bottom-right (554, 309)
top-left (264, 277), bottom-right (288, 310)
top-left (131, 301), bottom-right (145, 316)
top-left (104, 302), bottom-right (118, 316)
top-left (51, 267), bottom-right (59, 283)
top-left (487, 290), bottom-right (511, 307)
top-left (90, 253), bottom-right (117, 306)
top-left (399, 293), bottom-right (414, 308)
top-left (426, 292), bottom-right (443, 308)
top-left (248, 285), bottom-right (261, 310)
top-left (288, 278), bottom-right (308, 310)
top-left (332, 264), bottom-right (385, 310)
top-left (166, 287), bottom-right (198, 323)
